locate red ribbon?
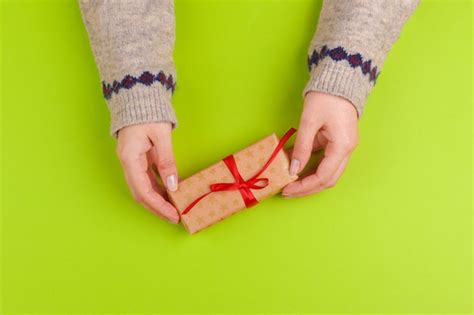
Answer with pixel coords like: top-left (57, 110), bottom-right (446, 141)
top-left (181, 128), bottom-right (296, 216)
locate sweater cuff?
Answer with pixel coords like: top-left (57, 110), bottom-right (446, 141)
top-left (303, 58), bottom-right (375, 117)
top-left (107, 84), bottom-right (177, 137)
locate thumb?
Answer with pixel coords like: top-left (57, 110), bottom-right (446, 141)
top-left (149, 124), bottom-right (178, 192)
top-left (290, 119), bottom-right (321, 176)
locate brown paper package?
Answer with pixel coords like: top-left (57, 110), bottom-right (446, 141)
top-left (167, 133), bottom-right (297, 234)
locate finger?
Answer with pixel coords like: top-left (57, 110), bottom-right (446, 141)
top-left (147, 151), bottom-right (168, 192)
top-left (149, 127), bottom-right (178, 192)
top-left (146, 167), bottom-right (165, 194)
top-left (283, 142), bottom-right (348, 197)
top-left (300, 156), bottom-right (349, 197)
top-left (285, 133), bottom-right (326, 163)
top-left (325, 156), bottom-right (350, 189)
top-left (289, 118), bottom-right (322, 176)
top-left (121, 151), bottom-right (179, 223)
top-left (313, 132), bottom-right (327, 151)
top-left (287, 156), bottom-right (350, 197)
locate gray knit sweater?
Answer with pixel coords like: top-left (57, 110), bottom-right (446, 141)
top-left (79, 0), bottom-right (418, 135)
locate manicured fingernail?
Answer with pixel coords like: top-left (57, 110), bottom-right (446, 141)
top-left (289, 159), bottom-right (300, 176)
top-left (166, 175), bottom-right (178, 192)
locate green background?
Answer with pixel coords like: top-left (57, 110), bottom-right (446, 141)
top-left (1, 0), bottom-right (472, 313)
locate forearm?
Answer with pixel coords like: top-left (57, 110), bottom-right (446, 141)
top-left (79, 0), bottom-right (177, 135)
top-left (305, 0), bottom-right (419, 116)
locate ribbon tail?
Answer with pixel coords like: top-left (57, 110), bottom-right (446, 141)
top-left (250, 128), bottom-right (297, 181)
top-left (239, 187), bottom-right (258, 208)
top-left (181, 192), bottom-right (212, 215)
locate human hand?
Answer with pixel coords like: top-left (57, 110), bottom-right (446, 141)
top-left (116, 122), bottom-right (179, 223)
top-left (282, 91), bottom-right (358, 197)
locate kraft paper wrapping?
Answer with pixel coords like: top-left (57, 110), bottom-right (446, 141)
top-left (167, 133), bottom-right (297, 234)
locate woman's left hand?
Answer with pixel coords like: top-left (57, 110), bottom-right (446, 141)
top-left (282, 91), bottom-right (359, 197)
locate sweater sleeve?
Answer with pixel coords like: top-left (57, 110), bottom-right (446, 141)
top-left (304, 0), bottom-right (419, 116)
top-left (79, 0), bottom-right (177, 136)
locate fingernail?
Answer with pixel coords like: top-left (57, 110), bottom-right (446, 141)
top-left (166, 175), bottom-right (178, 192)
top-left (289, 159), bottom-right (300, 176)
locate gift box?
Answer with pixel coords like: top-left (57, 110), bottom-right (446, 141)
top-left (167, 128), bottom-right (298, 234)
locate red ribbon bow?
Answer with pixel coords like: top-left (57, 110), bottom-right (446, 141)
top-left (181, 128), bottom-right (296, 216)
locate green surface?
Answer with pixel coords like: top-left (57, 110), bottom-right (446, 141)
top-left (1, 0), bottom-right (472, 313)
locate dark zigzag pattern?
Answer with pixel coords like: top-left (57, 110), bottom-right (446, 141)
top-left (308, 45), bottom-right (380, 84)
top-left (102, 71), bottom-right (176, 100)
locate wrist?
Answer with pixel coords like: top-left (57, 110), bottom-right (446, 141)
top-left (106, 83), bottom-right (177, 137)
top-left (304, 91), bottom-right (358, 118)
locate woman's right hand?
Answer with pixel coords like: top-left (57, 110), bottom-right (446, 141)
top-left (116, 122), bottom-right (180, 224)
